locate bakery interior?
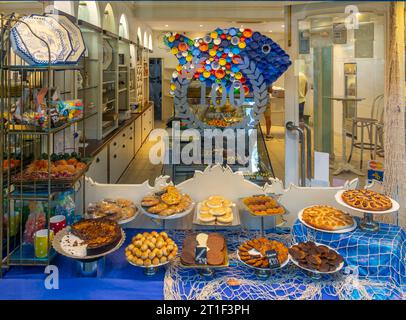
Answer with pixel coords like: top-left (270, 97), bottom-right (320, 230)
top-left (0, 1), bottom-right (405, 300)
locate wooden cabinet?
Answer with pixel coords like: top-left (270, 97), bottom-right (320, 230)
top-left (134, 116), bottom-right (142, 155)
top-left (141, 106), bottom-right (154, 142)
top-left (86, 147), bottom-right (108, 183)
top-left (86, 111), bottom-right (152, 184)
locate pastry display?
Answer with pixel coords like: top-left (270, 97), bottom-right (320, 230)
top-left (206, 119), bottom-right (231, 128)
top-left (301, 205), bottom-right (354, 231)
top-left (180, 233), bottom-right (226, 266)
top-left (59, 218), bottom-right (122, 257)
top-left (341, 189), bottom-right (392, 211)
top-left (238, 237), bottom-right (288, 269)
top-left (242, 195), bottom-right (285, 216)
top-left (140, 186), bottom-right (192, 217)
top-left (86, 198), bottom-right (137, 223)
top-left (125, 231), bottom-right (177, 267)
top-left (13, 152), bottom-right (88, 181)
top-left (289, 241), bottom-right (344, 273)
top-left (197, 196), bottom-right (235, 225)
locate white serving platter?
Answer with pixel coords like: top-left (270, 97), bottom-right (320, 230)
top-left (289, 242), bottom-right (344, 275)
top-left (139, 202), bottom-right (195, 220)
top-left (193, 201), bottom-right (240, 227)
top-left (11, 14), bottom-right (73, 65)
top-left (298, 206), bottom-right (358, 234)
top-left (335, 190), bottom-right (400, 215)
top-left (237, 249), bottom-right (290, 271)
top-left (46, 14), bottom-right (85, 63)
top-left (52, 227), bottom-right (125, 261)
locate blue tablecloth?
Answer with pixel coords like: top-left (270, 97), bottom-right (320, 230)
top-left (292, 218), bottom-right (406, 299)
top-left (0, 225), bottom-right (405, 300)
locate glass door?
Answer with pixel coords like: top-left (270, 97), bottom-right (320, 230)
top-left (286, 2), bottom-right (387, 187)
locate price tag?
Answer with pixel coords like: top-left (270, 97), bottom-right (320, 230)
top-left (49, 107), bottom-right (61, 127)
top-left (195, 246), bottom-right (207, 265)
top-left (265, 249), bottom-right (280, 269)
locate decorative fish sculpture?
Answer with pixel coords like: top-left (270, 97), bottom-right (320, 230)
top-left (164, 27), bottom-right (291, 94)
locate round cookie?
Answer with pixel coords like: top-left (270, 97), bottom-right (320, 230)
top-left (207, 250), bottom-right (224, 265)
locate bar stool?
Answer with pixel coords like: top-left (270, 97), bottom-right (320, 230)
top-left (348, 94), bottom-right (384, 169)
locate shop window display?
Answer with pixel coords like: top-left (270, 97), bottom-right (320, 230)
top-left (0, 0), bottom-right (404, 304)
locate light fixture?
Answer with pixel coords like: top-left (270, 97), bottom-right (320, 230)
top-left (281, 24), bottom-right (285, 28)
top-left (165, 24), bottom-right (169, 27)
top-left (199, 24), bottom-right (203, 27)
top-left (269, 30), bottom-right (273, 33)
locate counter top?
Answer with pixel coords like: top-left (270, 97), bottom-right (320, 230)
top-left (82, 103), bottom-right (153, 157)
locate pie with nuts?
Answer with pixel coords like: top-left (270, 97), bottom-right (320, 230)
top-left (302, 205), bottom-right (354, 231)
top-left (342, 189), bottom-right (392, 211)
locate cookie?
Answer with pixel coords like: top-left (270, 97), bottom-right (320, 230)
top-left (148, 203), bottom-right (168, 214)
top-left (141, 196), bottom-right (160, 207)
top-left (207, 250), bottom-right (224, 265)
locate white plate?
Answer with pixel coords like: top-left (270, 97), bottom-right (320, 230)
top-left (127, 258), bottom-right (172, 269)
top-left (139, 202), bottom-right (195, 220)
top-left (193, 201), bottom-right (240, 227)
top-left (52, 227), bottom-right (125, 261)
top-left (103, 39), bottom-right (113, 70)
top-left (11, 14), bottom-right (73, 65)
top-left (289, 242), bottom-right (344, 275)
top-left (237, 250), bottom-right (290, 271)
top-left (298, 206), bottom-right (357, 234)
top-left (335, 190), bottom-right (400, 215)
top-left (46, 14), bottom-right (85, 63)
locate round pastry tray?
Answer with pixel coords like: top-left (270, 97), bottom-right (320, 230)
top-left (298, 206), bottom-right (358, 234)
top-left (85, 208), bottom-right (138, 226)
top-left (52, 227), bottom-right (126, 262)
top-left (289, 242), bottom-right (344, 275)
top-left (139, 202), bottom-right (195, 220)
top-left (237, 250), bottom-right (290, 271)
top-left (335, 190), bottom-right (400, 215)
top-left (127, 257), bottom-right (172, 269)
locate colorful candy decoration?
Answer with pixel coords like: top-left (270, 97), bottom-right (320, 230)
top-left (164, 28), bottom-right (291, 95)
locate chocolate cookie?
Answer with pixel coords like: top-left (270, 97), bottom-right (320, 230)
top-left (180, 249), bottom-right (195, 265)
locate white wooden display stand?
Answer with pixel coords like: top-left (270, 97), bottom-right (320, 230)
top-left (84, 164), bottom-right (362, 230)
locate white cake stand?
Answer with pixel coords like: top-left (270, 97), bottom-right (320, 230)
top-left (335, 190), bottom-right (400, 232)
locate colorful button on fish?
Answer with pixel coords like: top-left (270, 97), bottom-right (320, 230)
top-left (164, 27), bottom-right (291, 94)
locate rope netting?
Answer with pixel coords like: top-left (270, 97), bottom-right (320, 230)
top-left (163, 229), bottom-right (405, 300)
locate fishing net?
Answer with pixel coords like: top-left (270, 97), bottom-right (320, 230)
top-left (163, 228), bottom-right (405, 300)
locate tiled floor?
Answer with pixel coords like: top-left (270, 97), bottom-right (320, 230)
top-left (119, 119), bottom-right (383, 187)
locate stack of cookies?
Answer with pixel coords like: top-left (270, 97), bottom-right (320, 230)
top-left (180, 233), bottom-right (226, 266)
top-left (141, 186), bottom-right (192, 217)
top-left (198, 196), bottom-right (234, 225)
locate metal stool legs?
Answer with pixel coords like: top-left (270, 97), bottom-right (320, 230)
top-left (348, 121), bottom-right (377, 169)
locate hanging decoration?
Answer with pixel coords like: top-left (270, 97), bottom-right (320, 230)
top-left (164, 27), bottom-right (291, 95)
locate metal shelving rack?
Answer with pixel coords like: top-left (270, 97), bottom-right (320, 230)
top-left (0, 13), bottom-right (90, 272)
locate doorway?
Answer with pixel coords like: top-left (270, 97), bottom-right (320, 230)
top-left (149, 58), bottom-right (162, 120)
top-left (286, 2), bottom-right (387, 187)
